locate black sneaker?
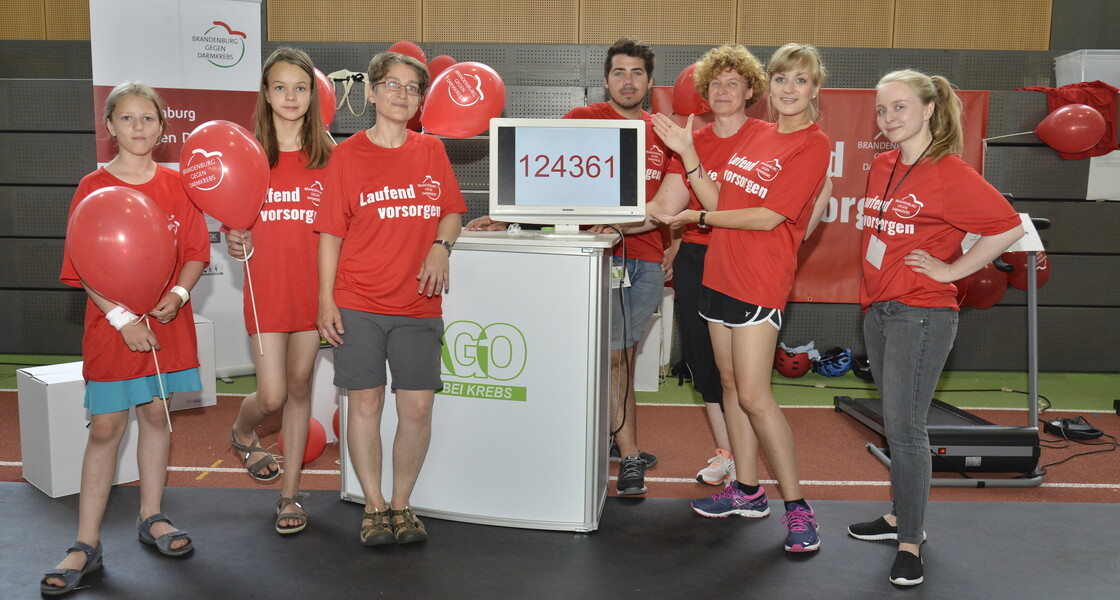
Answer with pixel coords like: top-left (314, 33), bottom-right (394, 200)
top-left (848, 516), bottom-right (926, 542)
top-left (616, 455), bottom-right (647, 495)
top-left (890, 551), bottom-right (924, 586)
top-left (609, 443), bottom-right (658, 468)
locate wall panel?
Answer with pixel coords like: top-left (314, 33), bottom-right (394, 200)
top-left (425, 0), bottom-right (578, 44)
top-left (737, 0), bottom-right (894, 48)
top-left (45, 0), bottom-right (89, 40)
top-left (894, 0), bottom-right (1051, 50)
top-left (0, 0), bottom-right (46, 39)
top-left (267, 0), bottom-right (421, 42)
top-left (580, 1), bottom-right (737, 46)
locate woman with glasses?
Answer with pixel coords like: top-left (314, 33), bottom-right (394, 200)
top-left (315, 51), bottom-right (465, 546)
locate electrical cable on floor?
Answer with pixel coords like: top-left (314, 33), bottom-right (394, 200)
top-left (606, 226), bottom-right (631, 440)
top-left (1036, 416), bottom-right (1117, 475)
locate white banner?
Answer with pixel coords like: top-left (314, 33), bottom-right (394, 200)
top-left (90, 0), bottom-right (262, 375)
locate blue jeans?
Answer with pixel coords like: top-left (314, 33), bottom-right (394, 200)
top-left (863, 301), bottom-right (958, 545)
top-left (610, 257), bottom-right (664, 351)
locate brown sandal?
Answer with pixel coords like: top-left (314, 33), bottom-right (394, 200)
top-left (276, 492), bottom-right (309, 535)
top-left (229, 428), bottom-right (280, 482)
top-left (360, 508), bottom-right (394, 546)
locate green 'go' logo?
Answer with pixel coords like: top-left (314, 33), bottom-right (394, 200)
top-left (441, 321), bottom-right (527, 381)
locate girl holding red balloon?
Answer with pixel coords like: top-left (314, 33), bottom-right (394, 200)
top-left (44, 82), bottom-right (209, 595)
top-left (848, 70), bottom-right (1023, 586)
top-left (315, 52), bottom-right (465, 546)
top-left (223, 47), bottom-right (334, 536)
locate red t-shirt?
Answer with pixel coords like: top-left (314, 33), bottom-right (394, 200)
top-left (859, 150), bottom-right (1021, 311)
top-left (60, 166), bottom-right (210, 382)
top-left (563, 102), bottom-right (671, 263)
top-left (703, 122), bottom-right (831, 310)
top-left (666, 120), bottom-right (767, 246)
top-left (240, 151), bottom-right (324, 334)
top-left (314, 130), bottom-right (466, 318)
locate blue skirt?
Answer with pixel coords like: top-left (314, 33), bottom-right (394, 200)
top-left (84, 368), bottom-right (202, 415)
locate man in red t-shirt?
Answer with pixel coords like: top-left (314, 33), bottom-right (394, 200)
top-left (466, 37), bottom-right (669, 496)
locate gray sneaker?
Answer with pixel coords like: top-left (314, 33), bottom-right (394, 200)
top-left (609, 443), bottom-right (658, 468)
top-left (616, 455), bottom-right (647, 495)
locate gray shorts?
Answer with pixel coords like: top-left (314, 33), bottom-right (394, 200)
top-left (333, 308), bottom-right (444, 392)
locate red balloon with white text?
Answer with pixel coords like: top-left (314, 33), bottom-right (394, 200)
top-left (421, 62), bottom-right (506, 138)
top-left (179, 120), bottom-right (269, 230)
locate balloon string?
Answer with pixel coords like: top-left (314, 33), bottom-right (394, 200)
top-left (983, 131), bottom-right (1034, 141)
top-left (146, 316), bottom-right (173, 433)
top-left (242, 241), bottom-right (264, 357)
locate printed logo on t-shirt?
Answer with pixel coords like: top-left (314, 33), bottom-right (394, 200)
top-left (167, 214), bottom-right (180, 235)
top-left (723, 153), bottom-right (771, 199)
top-left (891, 193), bottom-right (923, 219)
top-left (647, 144), bottom-right (666, 168)
top-left (307, 181), bottom-right (324, 207)
top-left (417, 175), bottom-right (442, 201)
top-left (754, 158), bottom-right (782, 182)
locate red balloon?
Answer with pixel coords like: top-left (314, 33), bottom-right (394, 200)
top-left (314, 68), bottom-right (336, 129)
top-left (179, 120), bottom-right (269, 229)
top-left (278, 417), bottom-right (327, 465)
top-left (1035, 104), bottom-right (1106, 153)
top-left (388, 40), bottom-right (426, 64)
top-left (427, 55), bottom-right (457, 79)
top-left (955, 262), bottom-right (1008, 309)
top-left (421, 62), bottom-right (506, 138)
top-left (66, 186), bottom-right (177, 315)
top-left (1002, 251), bottom-right (1051, 290)
top-left (406, 109), bottom-right (423, 132)
top-left (672, 64), bottom-right (711, 115)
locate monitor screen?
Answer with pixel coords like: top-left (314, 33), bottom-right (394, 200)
top-left (489, 118), bottom-right (646, 232)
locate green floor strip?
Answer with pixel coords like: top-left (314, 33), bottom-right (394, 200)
top-left (3, 354), bottom-right (1117, 412)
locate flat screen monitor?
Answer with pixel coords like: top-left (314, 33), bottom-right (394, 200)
top-left (489, 118), bottom-right (645, 236)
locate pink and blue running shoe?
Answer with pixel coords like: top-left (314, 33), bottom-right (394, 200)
top-left (782, 504), bottom-right (821, 552)
top-left (690, 484), bottom-right (770, 518)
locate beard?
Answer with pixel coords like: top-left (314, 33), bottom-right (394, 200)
top-left (610, 88), bottom-right (644, 110)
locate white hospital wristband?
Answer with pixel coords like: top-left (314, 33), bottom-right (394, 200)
top-left (106, 305), bottom-right (138, 331)
top-left (170, 285), bottom-right (190, 306)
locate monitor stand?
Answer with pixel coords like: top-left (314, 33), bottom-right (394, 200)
top-left (531, 223), bottom-right (602, 240)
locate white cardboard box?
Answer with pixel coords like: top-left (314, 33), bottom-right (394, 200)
top-left (17, 361), bottom-right (141, 498)
top-left (16, 313), bottom-right (216, 497)
top-left (634, 288), bottom-right (675, 392)
top-left (169, 313), bottom-right (217, 411)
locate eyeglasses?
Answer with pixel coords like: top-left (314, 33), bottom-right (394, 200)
top-left (374, 80), bottom-right (422, 97)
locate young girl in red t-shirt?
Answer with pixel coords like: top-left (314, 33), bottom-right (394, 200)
top-left (224, 47), bottom-right (334, 535)
top-left (44, 82), bottom-right (209, 595)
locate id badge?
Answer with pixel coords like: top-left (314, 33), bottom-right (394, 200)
top-left (866, 234), bottom-right (886, 270)
top-left (610, 264), bottom-right (632, 289)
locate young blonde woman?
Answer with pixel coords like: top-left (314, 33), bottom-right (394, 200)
top-left (652, 44), bottom-right (832, 553)
top-left (849, 70), bottom-right (1023, 586)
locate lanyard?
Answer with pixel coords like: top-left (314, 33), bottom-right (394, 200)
top-left (877, 141), bottom-right (932, 234)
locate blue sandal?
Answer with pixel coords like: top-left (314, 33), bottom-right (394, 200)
top-left (40, 541), bottom-right (103, 596)
top-left (138, 513), bottom-right (193, 557)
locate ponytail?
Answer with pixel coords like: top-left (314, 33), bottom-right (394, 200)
top-left (927, 75), bottom-right (963, 160)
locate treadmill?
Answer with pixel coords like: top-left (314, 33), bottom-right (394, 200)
top-left (835, 214), bottom-right (1046, 488)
